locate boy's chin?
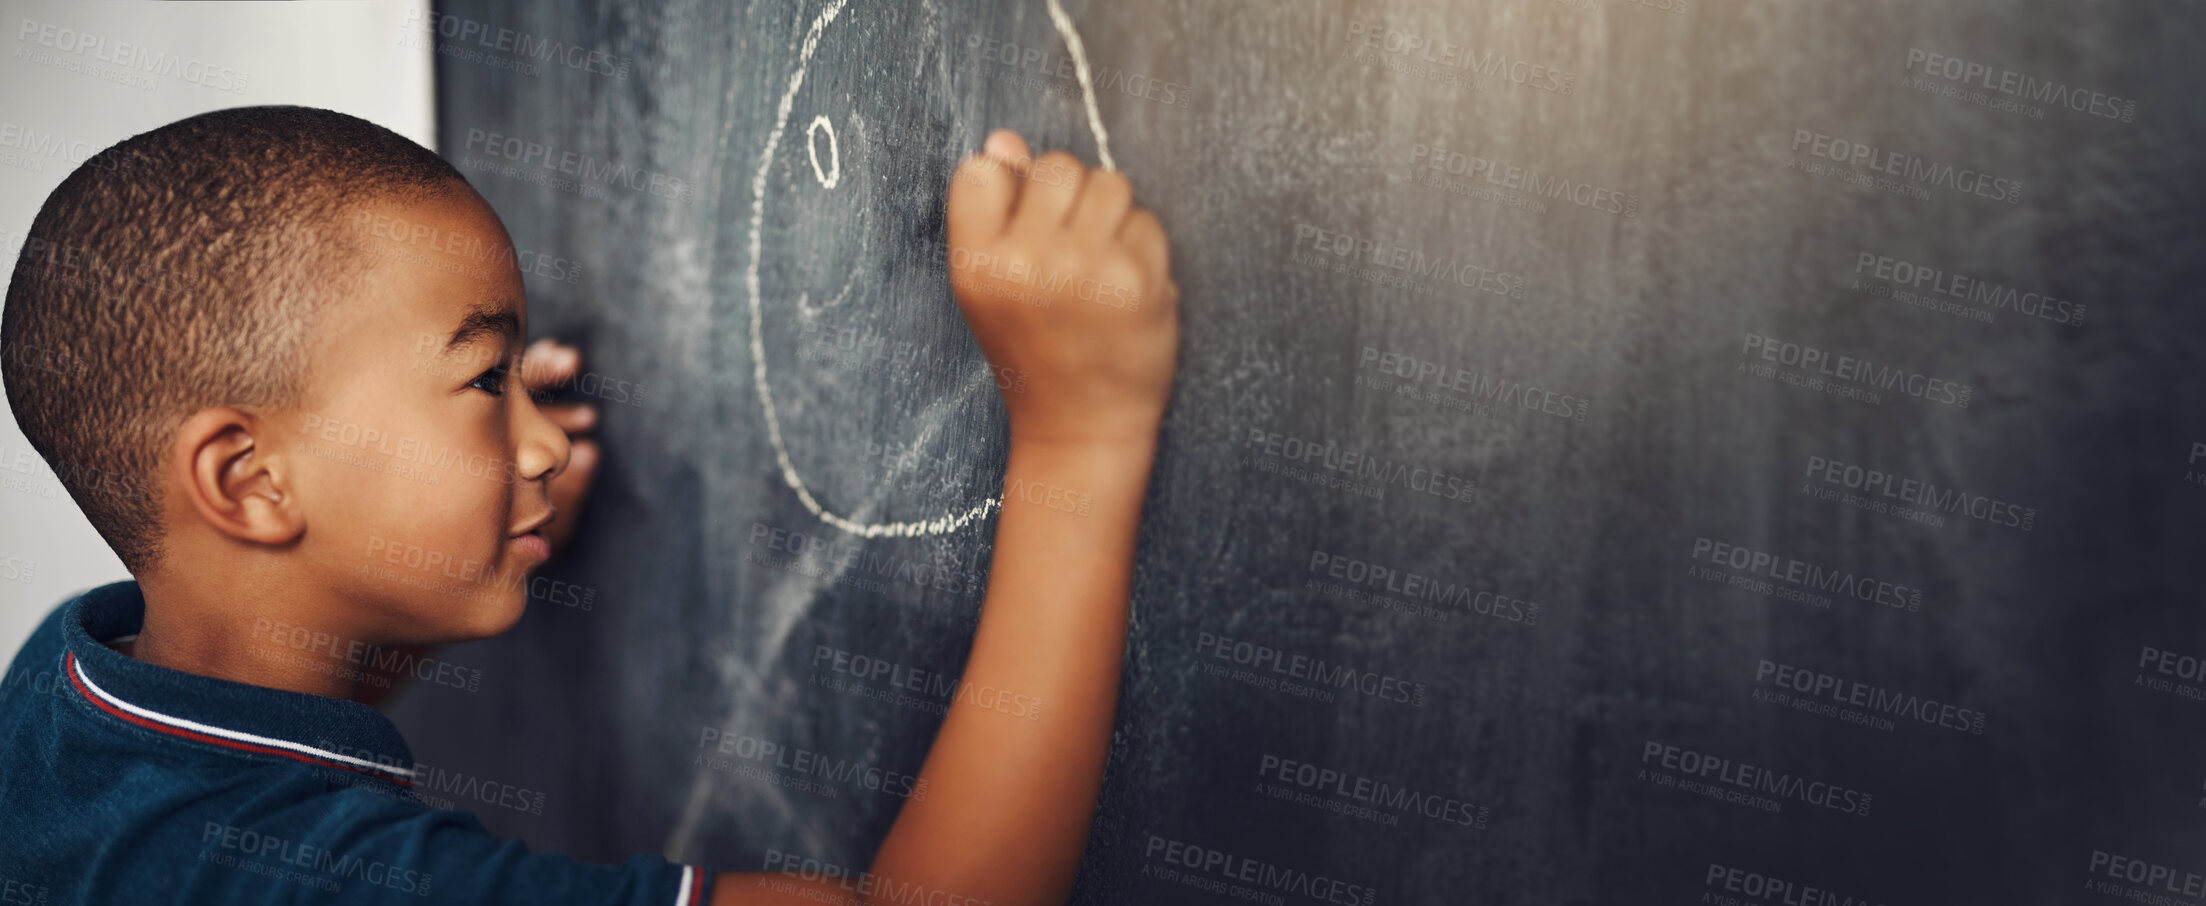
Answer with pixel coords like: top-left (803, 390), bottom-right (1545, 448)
top-left (412, 585), bottom-right (532, 643)
top-left (457, 587), bottom-right (532, 639)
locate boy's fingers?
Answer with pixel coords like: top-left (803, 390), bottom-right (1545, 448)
top-left (543, 402), bottom-right (598, 434)
top-left (1118, 208), bottom-right (1171, 284)
top-left (1011, 151), bottom-right (1087, 231)
top-left (982, 128), bottom-right (1030, 164)
top-left (1069, 168), bottom-right (1133, 238)
top-left (948, 146), bottom-right (1021, 241)
top-left (521, 338), bottom-right (580, 388)
top-left (554, 437), bottom-right (599, 491)
top-left (543, 438), bottom-right (598, 556)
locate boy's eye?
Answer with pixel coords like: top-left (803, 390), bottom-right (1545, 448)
top-left (467, 363), bottom-right (509, 396)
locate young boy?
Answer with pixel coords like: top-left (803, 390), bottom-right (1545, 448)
top-left (0, 106), bottom-right (1177, 905)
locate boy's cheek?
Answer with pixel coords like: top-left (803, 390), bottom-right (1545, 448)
top-left (279, 418), bottom-right (516, 563)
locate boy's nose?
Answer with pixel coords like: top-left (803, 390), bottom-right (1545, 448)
top-left (517, 401), bottom-right (573, 483)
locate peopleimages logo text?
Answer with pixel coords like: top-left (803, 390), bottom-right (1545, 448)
top-left (1791, 129), bottom-right (2024, 203)
top-left (1804, 456), bottom-right (2037, 531)
top-left (200, 822), bottom-right (431, 895)
top-left (461, 129), bottom-right (692, 203)
top-left (1905, 48), bottom-right (2135, 122)
top-left (15, 19), bottom-right (250, 92)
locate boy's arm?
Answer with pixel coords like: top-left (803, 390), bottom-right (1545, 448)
top-left (714, 130), bottom-right (1177, 906)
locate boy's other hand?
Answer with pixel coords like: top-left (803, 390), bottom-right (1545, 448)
top-left (946, 129), bottom-right (1179, 447)
top-left (520, 337), bottom-right (599, 558)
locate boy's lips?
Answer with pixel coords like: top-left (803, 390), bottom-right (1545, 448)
top-left (508, 509), bottom-right (556, 562)
top-left (509, 509), bottom-right (556, 537)
top-left (510, 531), bottom-right (551, 562)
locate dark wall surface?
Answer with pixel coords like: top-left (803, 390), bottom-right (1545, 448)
top-left (392, 1), bottom-right (2206, 901)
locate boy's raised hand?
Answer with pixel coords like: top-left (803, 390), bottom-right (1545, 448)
top-left (518, 337), bottom-right (599, 558)
top-left (946, 130), bottom-right (1179, 446)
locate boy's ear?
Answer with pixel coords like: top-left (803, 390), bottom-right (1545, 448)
top-left (171, 407), bottom-right (305, 547)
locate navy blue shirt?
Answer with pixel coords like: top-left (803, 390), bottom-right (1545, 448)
top-left (0, 581), bottom-right (715, 905)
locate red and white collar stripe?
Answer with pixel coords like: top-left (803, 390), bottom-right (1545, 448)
top-left (676, 865), bottom-right (708, 906)
top-left (66, 652), bottom-right (417, 786)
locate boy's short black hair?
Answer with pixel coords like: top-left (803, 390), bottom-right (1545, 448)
top-left (1, 105), bottom-right (467, 575)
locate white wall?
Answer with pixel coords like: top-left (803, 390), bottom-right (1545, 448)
top-left (0, 0), bottom-right (435, 662)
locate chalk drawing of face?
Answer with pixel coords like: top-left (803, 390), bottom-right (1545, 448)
top-left (736, 0), bottom-right (1007, 539)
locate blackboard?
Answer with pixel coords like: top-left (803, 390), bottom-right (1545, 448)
top-left (389, 1), bottom-right (2206, 901)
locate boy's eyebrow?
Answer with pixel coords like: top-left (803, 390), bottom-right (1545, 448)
top-left (443, 300), bottom-right (522, 355)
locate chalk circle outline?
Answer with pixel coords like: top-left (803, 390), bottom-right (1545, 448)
top-left (742, 0), bottom-right (1000, 538)
top-left (805, 114), bottom-right (840, 188)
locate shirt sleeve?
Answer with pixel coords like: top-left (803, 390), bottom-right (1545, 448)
top-left (191, 787), bottom-right (716, 906)
top-left (359, 806), bottom-right (714, 906)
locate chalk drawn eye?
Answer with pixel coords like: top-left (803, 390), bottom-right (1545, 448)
top-left (806, 115), bottom-right (840, 189)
